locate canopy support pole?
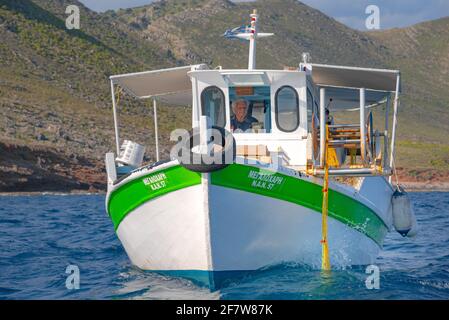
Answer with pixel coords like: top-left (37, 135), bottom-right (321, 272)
top-left (110, 80), bottom-right (120, 155)
top-left (389, 74), bottom-right (401, 183)
top-left (153, 99), bottom-right (160, 162)
top-left (385, 94), bottom-right (391, 135)
top-left (360, 88), bottom-right (366, 164)
top-left (384, 95), bottom-right (391, 171)
top-left (319, 87), bottom-right (326, 168)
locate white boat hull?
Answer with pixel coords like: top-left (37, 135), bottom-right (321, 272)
top-left (107, 161), bottom-right (392, 287)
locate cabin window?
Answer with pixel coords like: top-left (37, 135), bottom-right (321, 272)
top-left (201, 86), bottom-right (226, 127)
top-left (275, 86), bottom-right (299, 132)
top-left (229, 86), bottom-right (271, 133)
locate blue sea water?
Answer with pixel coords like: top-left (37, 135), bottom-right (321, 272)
top-left (0, 192), bottom-right (448, 300)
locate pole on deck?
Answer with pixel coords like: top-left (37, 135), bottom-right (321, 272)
top-left (319, 87), bottom-right (326, 168)
top-left (110, 80), bottom-right (120, 156)
top-left (153, 99), bottom-right (160, 162)
top-left (360, 88), bottom-right (366, 163)
top-left (384, 95), bottom-right (391, 171)
top-left (385, 95), bottom-right (391, 134)
top-left (389, 74), bottom-right (401, 183)
top-left (248, 9), bottom-right (258, 70)
top-left (321, 125), bottom-right (331, 272)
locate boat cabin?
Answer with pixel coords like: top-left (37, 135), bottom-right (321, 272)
top-left (189, 67), bottom-right (308, 168)
top-left (110, 62), bottom-right (400, 178)
top-left (108, 10), bottom-right (401, 179)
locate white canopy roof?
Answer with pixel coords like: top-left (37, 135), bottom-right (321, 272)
top-left (325, 87), bottom-right (390, 111)
top-left (309, 63), bottom-right (400, 92)
top-left (110, 63), bottom-right (400, 110)
top-left (305, 63), bottom-right (400, 111)
top-left (110, 64), bottom-right (208, 106)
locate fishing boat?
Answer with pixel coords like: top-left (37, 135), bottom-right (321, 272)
top-left (104, 10), bottom-right (417, 288)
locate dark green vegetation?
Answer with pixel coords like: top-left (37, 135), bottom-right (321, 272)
top-left (0, 0), bottom-right (448, 191)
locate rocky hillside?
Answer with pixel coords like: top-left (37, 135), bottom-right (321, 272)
top-left (113, 0), bottom-right (389, 68)
top-left (0, 0), bottom-right (188, 191)
top-left (369, 17), bottom-right (449, 158)
top-left (115, 0), bottom-right (449, 180)
top-left (0, 0), bottom-right (448, 192)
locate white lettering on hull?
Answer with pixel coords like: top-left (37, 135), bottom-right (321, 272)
top-left (248, 170), bottom-right (284, 190)
top-left (143, 173), bottom-right (168, 191)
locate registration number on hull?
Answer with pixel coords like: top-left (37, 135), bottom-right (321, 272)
top-left (142, 173), bottom-right (167, 191)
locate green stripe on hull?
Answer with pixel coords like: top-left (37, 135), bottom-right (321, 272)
top-left (107, 163), bottom-right (388, 246)
top-left (108, 165), bottom-right (201, 229)
top-left (210, 164), bottom-right (388, 246)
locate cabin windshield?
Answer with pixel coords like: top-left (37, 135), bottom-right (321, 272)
top-left (229, 86), bottom-right (271, 133)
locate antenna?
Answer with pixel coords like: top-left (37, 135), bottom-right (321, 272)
top-left (223, 10), bottom-right (274, 70)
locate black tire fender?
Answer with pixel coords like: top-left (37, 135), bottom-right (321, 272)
top-left (176, 126), bottom-right (236, 173)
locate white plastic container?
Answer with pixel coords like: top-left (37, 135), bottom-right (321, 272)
top-left (116, 140), bottom-right (145, 168)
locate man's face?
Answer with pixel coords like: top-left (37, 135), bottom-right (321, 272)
top-left (235, 102), bottom-right (247, 120)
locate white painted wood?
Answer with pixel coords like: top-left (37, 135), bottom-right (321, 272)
top-left (319, 87), bottom-right (326, 167)
top-left (357, 176), bottom-right (394, 228)
top-left (248, 11), bottom-right (257, 70)
top-left (117, 185), bottom-right (211, 271)
top-left (115, 180), bottom-right (383, 272)
top-left (110, 161), bottom-right (392, 272)
top-left (208, 185), bottom-right (380, 270)
top-left (389, 74), bottom-right (401, 183)
top-left (105, 152), bottom-right (117, 185)
top-left (193, 70), bottom-right (231, 132)
top-left (110, 80), bottom-right (120, 155)
top-left (153, 99), bottom-right (159, 162)
top-left (360, 88), bottom-right (366, 163)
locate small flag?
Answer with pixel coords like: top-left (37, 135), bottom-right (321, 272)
top-left (223, 25), bottom-right (251, 40)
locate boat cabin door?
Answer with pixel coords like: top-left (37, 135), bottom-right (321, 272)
top-left (270, 71), bottom-right (307, 136)
top-left (268, 71), bottom-right (308, 167)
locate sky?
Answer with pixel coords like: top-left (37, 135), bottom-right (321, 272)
top-left (78, 0), bottom-right (449, 30)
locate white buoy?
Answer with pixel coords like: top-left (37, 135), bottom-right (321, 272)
top-left (391, 186), bottom-right (418, 237)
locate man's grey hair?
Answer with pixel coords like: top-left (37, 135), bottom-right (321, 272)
top-left (232, 99), bottom-right (248, 112)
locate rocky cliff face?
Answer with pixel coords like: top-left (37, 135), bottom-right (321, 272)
top-left (0, 141), bottom-right (104, 192)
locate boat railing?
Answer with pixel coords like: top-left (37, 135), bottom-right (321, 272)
top-left (302, 63), bottom-right (401, 181)
top-left (308, 118), bottom-right (392, 177)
